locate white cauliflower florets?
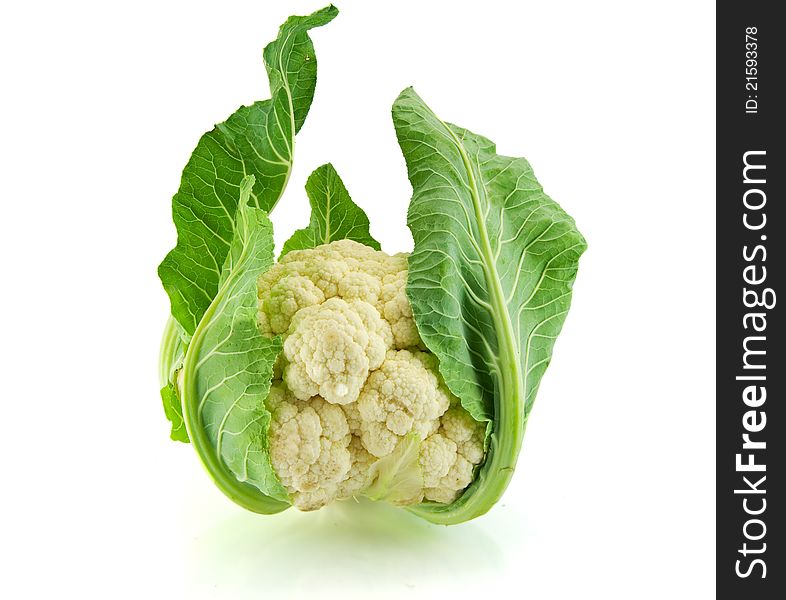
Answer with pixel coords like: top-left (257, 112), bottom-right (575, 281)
top-left (267, 383), bottom-right (351, 510)
top-left (335, 436), bottom-right (376, 499)
top-left (258, 239), bottom-right (420, 349)
top-left (422, 407), bottom-right (486, 503)
top-left (380, 269), bottom-right (422, 348)
top-left (282, 298), bottom-right (392, 405)
top-left (259, 275), bottom-right (325, 335)
top-left (258, 240), bottom-right (486, 511)
top-left (355, 349), bottom-right (450, 458)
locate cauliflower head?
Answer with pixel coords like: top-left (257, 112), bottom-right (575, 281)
top-left (257, 240), bottom-right (486, 510)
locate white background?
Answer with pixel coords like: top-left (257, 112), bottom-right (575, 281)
top-left (0, 1), bottom-right (715, 598)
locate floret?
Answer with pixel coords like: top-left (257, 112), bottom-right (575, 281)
top-left (335, 436), bottom-right (376, 499)
top-left (422, 407), bottom-right (486, 503)
top-left (259, 275), bottom-right (324, 335)
top-left (354, 349), bottom-right (450, 458)
top-left (282, 298), bottom-right (392, 405)
top-left (380, 269), bottom-right (422, 348)
top-left (267, 383), bottom-right (352, 510)
top-left (257, 239), bottom-right (421, 348)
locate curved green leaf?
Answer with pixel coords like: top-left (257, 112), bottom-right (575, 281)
top-left (393, 88), bottom-right (586, 524)
top-left (159, 6), bottom-right (338, 335)
top-left (160, 383), bottom-right (188, 443)
top-left (158, 317), bottom-right (188, 442)
top-left (363, 433), bottom-right (423, 506)
top-left (181, 176), bottom-right (289, 513)
top-left (281, 163), bottom-right (380, 256)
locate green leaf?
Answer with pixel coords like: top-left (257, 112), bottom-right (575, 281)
top-left (363, 433), bottom-right (423, 506)
top-left (393, 88), bottom-right (586, 524)
top-left (159, 5), bottom-right (338, 336)
top-left (161, 383), bottom-right (188, 443)
top-left (181, 176), bottom-right (290, 513)
top-left (158, 316), bottom-right (189, 442)
top-left (281, 163), bottom-right (381, 256)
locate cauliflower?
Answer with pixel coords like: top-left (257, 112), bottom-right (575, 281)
top-left (158, 6), bottom-right (585, 527)
top-left (257, 240), bottom-right (486, 510)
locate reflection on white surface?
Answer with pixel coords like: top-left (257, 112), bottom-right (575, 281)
top-left (187, 498), bottom-right (501, 597)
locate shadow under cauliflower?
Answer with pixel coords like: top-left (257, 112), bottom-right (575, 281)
top-left (258, 240), bottom-right (485, 511)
